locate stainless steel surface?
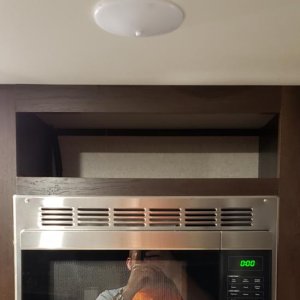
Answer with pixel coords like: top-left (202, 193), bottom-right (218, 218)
top-left (14, 195), bottom-right (279, 300)
top-left (14, 195), bottom-right (277, 231)
top-left (221, 231), bottom-right (273, 249)
top-left (21, 231), bottom-right (220, 250)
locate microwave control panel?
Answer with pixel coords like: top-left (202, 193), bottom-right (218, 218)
top-left (221, 251), bottom-right (272, 300)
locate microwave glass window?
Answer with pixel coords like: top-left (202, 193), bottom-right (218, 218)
top-left (22, 250), bottom-right (220, 300)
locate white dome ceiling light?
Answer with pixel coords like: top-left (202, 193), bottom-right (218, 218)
top-left (93, 0), bottom-right (184, 37)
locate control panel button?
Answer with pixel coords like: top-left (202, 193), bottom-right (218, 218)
top-left (228, 291), bottom-right (240, 297)
top-left (229, 284), bottom-right (239, 290)
top-left (241, 277), bottom-right (250, 283)
top-left (254, 291), bottom-right (264, 297)
top-left (228, 276), bottom-right (240, 284)
top-left (253, 277), bottom-right (264, 284)
top-left (241, 285), bottom-right (250, 290)
top-left (254, 285), bottom-right (263, 291)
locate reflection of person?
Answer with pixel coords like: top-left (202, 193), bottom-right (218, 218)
top-left (96, 250), bottom-right (183, 300)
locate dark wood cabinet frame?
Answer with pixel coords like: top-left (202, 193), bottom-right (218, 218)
top-left (0, 85), bottom-right (299, 299)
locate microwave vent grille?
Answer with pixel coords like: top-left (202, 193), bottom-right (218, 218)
top-left (149, 208), bottom-right (181, 227)
top-left (113, 208), bottom-right (146, 227)
top-left (40, 207), bottom-right (74, 227)
top-left (220, 207), bottom-right (253, 227)
top-left (77, 208), bottom-right (110, 227)
top-left (184, 208), bottom-right (217, 227)
top-left (38, 205), bottom-right (254, 229)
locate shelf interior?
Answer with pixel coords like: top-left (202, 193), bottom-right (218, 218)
top-left (16, 111), bottom-right (279, 179)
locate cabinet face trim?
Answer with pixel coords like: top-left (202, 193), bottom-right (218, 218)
top-left (16, 177), bottom-right (279, 196)
top-left (15, 85), bottom-right (281, 113)
top-left (0, 94), bottom-right (16, 300)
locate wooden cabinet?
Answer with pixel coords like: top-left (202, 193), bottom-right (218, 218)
top-left (0, 85), bottom-right (299, 299)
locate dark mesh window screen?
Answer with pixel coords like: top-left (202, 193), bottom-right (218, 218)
top-left (22, 250), bottom-right (219, 300)
top-left (50, 261), bottom-right (128, 300)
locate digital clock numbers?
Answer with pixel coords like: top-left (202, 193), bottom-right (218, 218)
top-left (228, 256), bottom-right (263, 271)
top-left (240, 259), bottom-right (256, 267)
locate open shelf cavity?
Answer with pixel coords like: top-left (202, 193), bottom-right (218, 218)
top-left (16, 112), bottom-right (278, 180)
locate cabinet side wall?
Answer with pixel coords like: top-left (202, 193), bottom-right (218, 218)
top-left (0, 89), bottom-right (16, 300)
top-left (278, 87), bottom-right (300, 300)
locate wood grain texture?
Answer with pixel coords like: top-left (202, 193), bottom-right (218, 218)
top-left (259, 116), bottom-right (279, 178)
top-left (16, 177), bottom-right (278, 196)
top-left (1, 84), bottom-right (296, 300)
top-left (278, 87), bottom-right (300, 300)
top-left (15, 85), bottom-right (281, 113)
top-left (0, 88), bottom-right (16, 300)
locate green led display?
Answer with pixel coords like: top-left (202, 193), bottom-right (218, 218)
top-left (229, 256), bottom-right (263, 271)
top-left (240, 259), bottom-right (256, 267)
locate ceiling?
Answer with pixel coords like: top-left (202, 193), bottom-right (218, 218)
top-left (0, 0), bottom-right (300, 85)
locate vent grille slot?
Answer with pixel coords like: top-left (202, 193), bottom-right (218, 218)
top-left (113, 208), bottom-right (145, 227)
top-left (185, 208), bottom-right (217, 227)
top-left (40, 207), bottom-right (74, 227)
top-left (77, 208), bottom-right (110, 227)
top-left (38, 205), bottom-right (256, 229)
top-left (149, 208), bottom-right (181, 227)
top-left (221, 208), bottom-right (253, 227)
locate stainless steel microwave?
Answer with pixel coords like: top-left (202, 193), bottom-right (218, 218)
top-left (14, 196), bottom-right (278, 300)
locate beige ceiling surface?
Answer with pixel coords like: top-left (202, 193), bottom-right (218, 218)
top-left (0, 0), bottom-right (300, 84)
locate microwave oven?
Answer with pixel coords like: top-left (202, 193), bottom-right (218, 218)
top-left (14, 195), bottom-right (278, 300)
